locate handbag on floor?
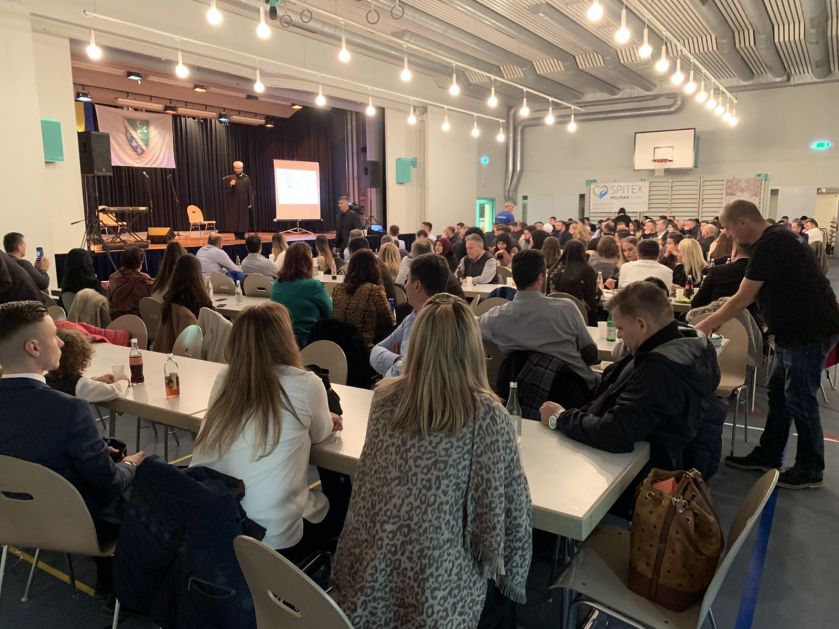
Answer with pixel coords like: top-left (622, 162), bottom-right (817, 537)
top-left (628, 468), bottom-right (724, 611)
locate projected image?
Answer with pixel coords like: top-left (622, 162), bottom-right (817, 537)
top-left (277, 169), bottom-right (319, 205)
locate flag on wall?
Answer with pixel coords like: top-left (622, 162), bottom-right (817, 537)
top-left (94, 105), bottom-right (176, 168)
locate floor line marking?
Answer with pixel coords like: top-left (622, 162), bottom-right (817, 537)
top-left (168, 453), bottom-right (193, 465)
top-left (723, 422), bottom-right (839, 444)
top-left (7, 547), bottom-right (96, 598)
top-left (734, 489), bottom-right (778, 629)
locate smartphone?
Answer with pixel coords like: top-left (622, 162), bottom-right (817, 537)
top-left (36, 247), bottom-right (44, 260)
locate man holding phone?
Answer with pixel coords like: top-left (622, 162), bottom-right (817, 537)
top-left (3, 232), bottom-right (50, 291)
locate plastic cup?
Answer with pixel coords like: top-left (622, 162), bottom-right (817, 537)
top-left (597, 322), bottom-right (608, 339)
top-left (465, 276), bottom-right (474, 287)
top-left (112, 364), bottom-right (126, 381)
top-left (675, 288), bottom-right (685, 300)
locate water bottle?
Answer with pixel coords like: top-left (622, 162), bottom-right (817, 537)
top-left (234, 279), bottom-right (243, 302)
top-left (506, 382), bottom-right (522, 445)
top-left (606, 313), bottom-right (617, 342)
top-left (206, 278), bottom-right (214, 300)
top-left (596, 271), bottom-right (604, 290)
top-left (129, 338), bottom-right (144, 384)
top-left (164, 354), bottom-right (180, 399)
top-left (387, 298), bottom-right (397, 316)
top-left (235, 254), bottom-right (241, 266)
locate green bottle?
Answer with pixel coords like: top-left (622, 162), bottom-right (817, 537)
top-left (606, 313), bottom-right (617, 342)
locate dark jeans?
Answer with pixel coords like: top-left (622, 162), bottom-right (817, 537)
top-left (754, 337), bottom-right (833, 475)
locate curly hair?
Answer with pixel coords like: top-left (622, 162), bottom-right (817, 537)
top-left (50, 328), bottom-right (93, 377)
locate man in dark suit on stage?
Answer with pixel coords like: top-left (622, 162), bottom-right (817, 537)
top-left (223, 160), bottom-right (254, 240)
top-left (0, 301), bottom-right (144, 543)
top-left (335, 195), bottom-right (362, 255)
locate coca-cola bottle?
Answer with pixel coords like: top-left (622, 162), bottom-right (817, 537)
top-left (129, 338), bottom-right (144, 384)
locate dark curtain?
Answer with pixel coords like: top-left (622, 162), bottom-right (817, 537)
top-left (89, 108), bottom-right (373, 234)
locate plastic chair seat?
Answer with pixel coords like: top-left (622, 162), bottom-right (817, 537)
top-left (716, 373), bottom-right (747, 398)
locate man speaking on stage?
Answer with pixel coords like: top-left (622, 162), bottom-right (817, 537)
top-left (223, 160), bottom-right (254, 239)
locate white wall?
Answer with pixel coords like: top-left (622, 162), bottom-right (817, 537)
top-left (518, 82), bottom-right (839, 219)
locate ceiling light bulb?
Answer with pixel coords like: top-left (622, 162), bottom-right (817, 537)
top-left (338, 34), bottom-right (350, 63)
top-left (207, 0), bottom-right (223, 26)
top-left (638, 27), bottom-right (653, 59)
top-left (654, 44), bottom-right (670, 74)
top-left (586, 0), bottom-right (604, 22)
top-left (519, 94), bottom-right (530, 118)
top-left (366, 97), bottom-right (376, 117)
top-left (315, 85), bottom-right (327, 107)
top-left (496, 125), bottom-right (505, 143)
top-left (714, 102), bottom-right (725, 116)
top-left (723, 106), bottom-right (732, 122)
top-left (545, 106), bottom-right (555, 125)
top-left (256, 6), bottom-right (271, 39)
top-left (614, 7), bottom-right (631, 44)
top-left (729, 112), bottom-right (739, 127)
top-left (86, 30), bottom-right (103, 61)
top-left (400, 54), bottom-right (412, 82)
top-left (487, 84), bottom-right (498, 108)
top-left (441, 113), bottom-right (450, 132)
top-left (407, 107), bottom-right (417, 125)
top-left (695, 81), bottom-right (708, 103)
top-left (175, 49), bottom-right (189, 79)
top-left (253, 68), bottom-right (265, 93)
top-left (471, 119), bottom-right (480, 138)
top-left (448, 70), bottom-right (460, 96)
top-left (706, 88), bottom-right (717, 111)
top-left (683, 70), bottom-right (697, 95)
top-left (567, 112), bottom-right (577, 133)
top-left (670, 58), bottom-right (684, 86)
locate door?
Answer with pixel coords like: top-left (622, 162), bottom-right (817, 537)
top-left (476, 198), bottom-right (495, 232)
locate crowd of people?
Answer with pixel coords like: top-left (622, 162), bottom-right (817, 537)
top-left (1, 197), bottom-right (838, 628)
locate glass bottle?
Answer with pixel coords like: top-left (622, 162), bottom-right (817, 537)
top-left (506, 382), bottom-right (522, 445)
top-left (596, 271), bottom-right (604, 290)
top-left (129, 338), bottom-right (144, 384)
top-left (164, 354), bottom-right (180, 399)
top-left (234, 279), bottom-right (243, 302)
top-left (606, 313), bottom-right (617, 342)
top-left (684, 274), bottom-right (695, 299)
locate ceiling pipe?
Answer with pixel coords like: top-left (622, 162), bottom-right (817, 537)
top-left (528, 3), bottom-right (657, 92)
top-left (738, 0), bottom-right (788, 79)
top-left (801, 0), bottom-right (831, 80)
top-left (438, 0), bottom-right (621, 96)
top-left (694, 0), bottom-right (755, 82)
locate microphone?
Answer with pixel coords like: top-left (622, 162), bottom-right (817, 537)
top-left (142, 171), bottom-right (150, 179)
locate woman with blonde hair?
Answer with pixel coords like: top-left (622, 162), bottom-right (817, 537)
top-left (674, 238), bottom-right (708, 287)
top-left (573, 222), bottom-right (592, 247)
top-left (331, 294), bottom-right (532, 627)
top-left (605, 236), bottom-right (639, 289)
top-left (378, 242), bottom-right (401, 280)
top-left (271, 233), bottom-right (289, 271)
top-left (314, 234), bottom-right (340, 274)
top-left (191, 301), bottom-right (341, 557)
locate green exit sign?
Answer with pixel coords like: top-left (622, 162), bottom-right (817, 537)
top-left (810, 140), bottom-right (832, 151)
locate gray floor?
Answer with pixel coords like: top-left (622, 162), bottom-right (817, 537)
top-left (3, 271), bottom-right (839, 628)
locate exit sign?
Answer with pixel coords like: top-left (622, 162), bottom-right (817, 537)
top-left (810, 139), bottom-right (832, 151)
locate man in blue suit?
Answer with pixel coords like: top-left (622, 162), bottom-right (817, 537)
top-left (0, 301), bottom-right (144, 543)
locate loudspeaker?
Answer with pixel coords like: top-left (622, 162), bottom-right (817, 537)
top-left (78, 131), bottom-right (112, 176)
top-left (364, 160), bottom-right (382, 188)
top-left (148, 226), bottom-right (174, 244)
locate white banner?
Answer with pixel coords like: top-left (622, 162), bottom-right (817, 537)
top-left (589, 181), bottom-right (649, 217)
top-left (95, 105), bottom-right (176, 168)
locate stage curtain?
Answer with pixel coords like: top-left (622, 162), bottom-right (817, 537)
top-left (89, 108), bottom-right (367, 234)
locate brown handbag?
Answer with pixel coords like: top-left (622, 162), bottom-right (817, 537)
top-left (628, 468), bottom-right (724, 611)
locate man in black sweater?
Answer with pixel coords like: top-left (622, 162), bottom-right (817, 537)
top-left (334, 196), bottom-right (363, 254)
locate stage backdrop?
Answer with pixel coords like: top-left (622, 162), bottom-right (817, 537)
top-left (86, 107), bottom-right (373, 234)
top-left (95, 105), bottom-right (176, 168)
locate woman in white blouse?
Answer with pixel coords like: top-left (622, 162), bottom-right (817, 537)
top-left (191, 301), bottom-right (342, 555)
top-left (271, 232), bottom-right (289, 272)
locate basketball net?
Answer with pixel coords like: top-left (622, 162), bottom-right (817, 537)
top-left (652, 159), bottom-right (672, 177)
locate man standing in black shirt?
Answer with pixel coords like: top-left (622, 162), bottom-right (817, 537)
top-left (334, 195), bottom-right (362, 255)
top-left (697, 200), bottom-right (839, 489)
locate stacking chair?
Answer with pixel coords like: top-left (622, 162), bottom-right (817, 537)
top-left (107, 314), bottom-right (148, 350)
top-left (301, 340), bottom-right (348, 385)
top-left (0, 455), bottom-right (122, 629)
top-left (548, 291), bottom-right (588, 321)
top-left (475, 297), bottom-right (509, 316)
top-left (496, 266), bottom-right (513, 284)
top-left (210, 271), bottom-right (236, 295)
top-left (98, 207), bottom-right (127, 240)
top-left (186, 204), bottom-right (217, 237)
top-left (243, 273), bottom-right (274, 297)
top-left (173, 324), bottom-right (204, 359)
top-left (60, 291), bottom-right (76, 313)
top-left (139, 297), bottom-right (163, 346)
top-left (393, 284), bottom-right (408, 306)
top-left (482, 339), bottom-right (505, 393)
top-left (234, 536), bottom-right (353, 629)
top-left (707, 316), bottom-right (751, 455)
top-left (552, 470), bottom-right (778, 629)
top-left (47, 305), bottom-right (66, 321)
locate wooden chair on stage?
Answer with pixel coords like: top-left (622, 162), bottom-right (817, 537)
top-left (98, 206), bottom-right (127, 240)
top-left (187, 205), bottom-right (217, 238)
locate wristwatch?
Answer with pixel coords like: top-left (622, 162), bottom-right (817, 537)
top-left (123, 460), bottom-right (135, 468)
top-left (548, 413), bottom-right (559, 430)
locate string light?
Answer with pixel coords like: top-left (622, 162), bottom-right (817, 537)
top-left (729, 107), bottom-right (739, 127)
top-left (519, 92), bottom-right (530, 118)
top-left (470, 116), bottom-right (480, 138)
top-left (315, 85), bottom-right (326, 107)
top-left (407, 106), bottom-right (417, 125)
top-left (654, 44), bottom-right (670, 74)
top-left (338, 24), bottom-right (350, 63)
top-left (586, 0), bottom-right (604, 22)
top-left (638, 24), bottom-right (653, 59)
top-left (683, 69), bottom-right (697, 95)
top-left (614, 5), bottom-right (631, 45)
top-left (206, 0), bottom-right (223, 26)
top-left (441, 111), bottom-right (451, 132)
top-left (695, 80), bottom-right (708, 103)
top-left (86, 30), bottom-right (103, 61)
top-left (723, 101), bottom-right (732, 122)
top-left (256, 6), bottom-right (271, 39)
top-left (544, 103), bottom-right (555, 125)
top-left (253, 68), bottom-right (265, 93)
top-left (175, 46), bottom-right (189, 79)
top-left (487, 81), bottom-right (498, 108)
top-left (496, 123), bottom-right (505, 143)
top-left (567, 112), bottom-right (577, 133)
top-left (400, 50), bottom-right (412, 82)
top-left (705, 87), bottom-right (717, 111)
top-left (670, 57), bottom-right (684, 86)
top-left (448, 67), bottom-right (461, 96)
top-left (714, 100), bottom-right (725, 117)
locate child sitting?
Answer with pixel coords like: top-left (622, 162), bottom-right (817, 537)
top-left (46, 328), bottom-right (129, 403)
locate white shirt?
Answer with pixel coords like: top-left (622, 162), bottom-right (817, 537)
top-left (1, 373), bottom-right (46, 382)
top-left (76, 376), bottom-right (129, 404)
top-left (196, 245), bottom-right (238, 276)
top-left (241, 252), bottom-right (277, 277)
top-left (191, 365), bottom-right (333, 549)
top-left (805, 228), bottom-right (823, 244)
top-left (271, 250), bottom-right (287, 272)
top-left (618, 259), bottom-right (674, 289)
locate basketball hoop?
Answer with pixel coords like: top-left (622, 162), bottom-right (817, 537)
top-left (652, 158), bottom-right (672, 177)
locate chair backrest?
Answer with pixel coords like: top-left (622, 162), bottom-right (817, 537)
top-left (67, 288), bottom-right (111, 327)
top-left (475, 297), bottom-right (510, 317)
top-left (393, 284), bottom-right (408, 306)
top-left (187, 204), bottom-right (205, 224)
top-left (496, 266), bottom-right (513, 282)
top-left (108, 314), bottom-right (148, 349)
top-left (301, 340), bottom-right (348, 386)
top-left (0, 455), bottom-right (106, 556)
top-left (693, 312), bottom-right (749, 385)
top-left (173, 324), bottom-right (204, 359)
top-left (483, 339), bottom-right (505, 392)
top-left (697, 470), bottom-right (779, 624)
top-left (60, 291), bottom-right (76, 312)
top-left (547, 291), bottom-right (588, 320)
top-left (98, 210), bottom-right (122, 227)
top-left (139, 297), bottom-right (163, 343)
top-left (211, 271), bottom-right (237, 295)
top-left (198, 307), bottom-right (233, 363)
top-left (243, 273), bottom-right (274, 297)
top-left (47, 305), bottom-right (66, 321)
top-left (234, 536), bottom-right (353, 629)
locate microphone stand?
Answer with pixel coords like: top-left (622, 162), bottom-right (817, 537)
top-left (142, 171), bottom-right (154, 240)
top-left (167, 173), bottom-right (181, 237)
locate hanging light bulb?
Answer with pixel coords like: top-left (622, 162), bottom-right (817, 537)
top-left (496, 123), bottom-right (505, 143)
top-left (614, 5), bottom-right (631, 45)
top-left (256, 6), bottom-right (271, 39)
top-left (441, 111), bottom-right (451, 132)
top-left (175, 47), bottom-right (189, 79)
top-left (407, 106), bottom-right (417, 125)
top-left (400, 51), bottom-right (412, 82)
top-left (315, 85), bottom-right (327, 107)
top-left (207, 0), bottom-right (223, 26)
top-left (714, 100), bottom-right (725, 116)
top-left (86, 30), bottom-right (103, 61)
top-left (729, 108), bottom-right (739, 127)
top-left (519, 92), bottom-right (530, 118)
top-left (586, 0), bottom-right (604, 22)
top-left (695, 80), bottom-right (708, 103)
top-left (683, 70), bottom-right (697, 95)
top-left (638, 25), bottom-right (653, 59)
top-left (705, 87), bottom-right (717, 111)
top-left (544, 103), bottom-right (555, 126)
top-left (670, 57), bottom-right (684, 86)
top-left (366, 96), bottom-right (376, 117)
top-left (471, 117), bottom-right (480, 138)
top-left (448, 68), bottom-right (461, 96)
top-left (723, 101), bottom-right (732, 122)
top-left (338, 28), bottom-right (351, 63)
top-left (253, 68), bottom-right (265, 94)
top-left (487, 81), bottom-right (498, 108)
top-left (567, 112), bottom-right (577, 133)
top-left (654, 44), bottom-right (670, 74)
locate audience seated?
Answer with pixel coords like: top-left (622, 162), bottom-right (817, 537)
top-left (420, 221), bottom-right (435, 241)
top-left (378, 242), bottom-right (402, 280)
top-left (332, 294), bottom-right (532, 627)
top-left (490, 233), bottom-right (518, 267)
top-left (396, 238), bottom-right (432, 285)
top-left (156, 254), bottom-right (213, 353)
top-left (708, 230), bottom-right (734, 261)
top-left (196, 234), bottom-right (243, 283)
top-left (331, 250), bottom-right (395, 347)
top-left (46, 328), bottom-right (129, 402)
top-left (455, 233), bottom-right (498, 284)
top-left (191, 302), bottom-right (342, 560)
top-left (388, 225), bottom-right (407, 251)
top-left (0, 301), bottom-right (143, 543)
top-left (271, 242), bottom-right (332, 347)
top-left (150, 240), bottom-right (186, 301)
top-left (4, 231), bottom-right (50, 291)
top-left (546, 240), bottom-right (598, 314)
top-left (692, 244), bottom-right (755, 313)
top-left (617, 239), bottom-right (673, 289)
top-left (61, 247), bottom-right (106, 297)
top-left (0, 250), bottom-right (49, 305)
top-left (270, 232), bottom-right (289, 271)
top-left (673, 237), bottom-right (708, 287)
top-left (108, 246), bottom-right (153, 319)
top-left (699, 223), bottom-right (718, 255)
top-left (343, 229), bottom-right (365, 262)
top-left (347, 237), bottom-right (397, 301)
top-left (588, 234), bottom-right (620, 279)
top-left (240, 234), bottom-right (276, 277)
top-left (804, 218), bottom-right (823, 244)
top-left (434, 236), bottom-right (459, 271)
top-left (659, 232), bottom-right (682, 269)
top-left (315, 234), bottom-right (342, 274)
